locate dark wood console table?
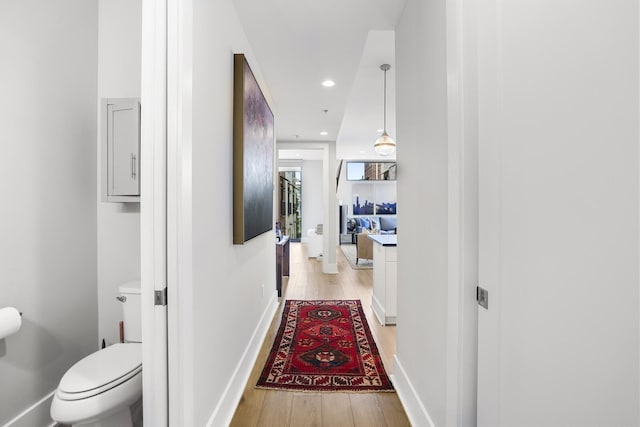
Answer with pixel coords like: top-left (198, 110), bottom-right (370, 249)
top-left (276, 236), bottom-right (290, 297)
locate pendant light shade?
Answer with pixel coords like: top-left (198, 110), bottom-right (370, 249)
top-left (374, 64), bottom-right (396, 156)
top-left (374, 132), bottom-right (396, 156)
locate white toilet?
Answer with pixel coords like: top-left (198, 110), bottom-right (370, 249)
top-left (51, 281), bottom-right (142, 427)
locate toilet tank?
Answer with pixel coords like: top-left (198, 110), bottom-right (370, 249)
top-left (119, 281), bottom-right (141, 343)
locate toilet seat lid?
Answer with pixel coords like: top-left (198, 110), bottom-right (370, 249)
top-left (59, 343), bottom-right (142, 397)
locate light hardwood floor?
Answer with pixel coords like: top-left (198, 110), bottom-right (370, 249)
top-left (230, 242), bottom-right (410, 427)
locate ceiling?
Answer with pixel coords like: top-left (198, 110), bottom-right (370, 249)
top-left (232, 0), bottom-right (405, 161)
top-left (278, 149), bottom-right (324, 161)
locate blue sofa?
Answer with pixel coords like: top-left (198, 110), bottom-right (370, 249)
top-left (347, 215), bottom-right (397, 235)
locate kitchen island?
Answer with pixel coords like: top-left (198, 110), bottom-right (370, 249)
top-left (368, 234), bottom-right (397, 326)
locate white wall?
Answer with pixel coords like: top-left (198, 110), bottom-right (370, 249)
top-left (396, 0), bottom-right (638, 426)
top-left (476, 1), bottom-right (638, 425)
top-left (301, 160), bottom-right (323, 240)
top-left (97, 0), bottom-right (142, 346)
top-left (0, 1), bottom-right (99, 425)
top-left (394, 0), bottom-right (458, 425)
top-left (190, 0), bottom-right (276, 424)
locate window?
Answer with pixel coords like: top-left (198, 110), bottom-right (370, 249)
top-left (346, 162), bottom-right (396, 181)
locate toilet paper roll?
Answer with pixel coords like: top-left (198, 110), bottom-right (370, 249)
top-left (0, 307), bottom-right (22, 339)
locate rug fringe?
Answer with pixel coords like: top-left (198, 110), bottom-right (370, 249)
top-left (254, 385), bottom-right (395, 393)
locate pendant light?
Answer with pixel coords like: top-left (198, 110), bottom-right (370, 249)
top-left (374, 64), bottom-right (396, 156)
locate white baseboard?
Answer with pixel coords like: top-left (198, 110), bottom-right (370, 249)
top-left (371, 295), bottom-right (386, 326)
top-left (391, 355), bottom-right (436, 427)
top-left (322, 262), bottom-right (338, 274)
top-left (3, 390), bottom-right (56, 427)
top-left (205, 292), bottom-right (279, 427)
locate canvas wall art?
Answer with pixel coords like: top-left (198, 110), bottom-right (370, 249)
top-left (233, 54), bottom-right (275, 244)
top-left (352, 184), bottom-right (375, 215)
top-left (374, 183), bottom-right (397, 215)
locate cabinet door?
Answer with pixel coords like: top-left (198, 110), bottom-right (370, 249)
top-left (107, 100), bottom-right (140, 196)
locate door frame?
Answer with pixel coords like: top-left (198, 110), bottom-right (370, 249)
top-left (166, 0), bottom-right (194, 424)
top-left (445, 0), bottom-right (480, 424)
top-left (276, 142), bottom-right (338, 274)
top-left (140, 0), bottom-right (171, 424)
top-left (141, 0), bottom-right (200, 423)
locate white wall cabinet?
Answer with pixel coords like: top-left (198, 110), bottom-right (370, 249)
top-left (102, 98), bottom-right (140, 202)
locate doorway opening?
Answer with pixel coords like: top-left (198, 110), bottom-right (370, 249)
top-left (278, 167), bottom-right (302, 241)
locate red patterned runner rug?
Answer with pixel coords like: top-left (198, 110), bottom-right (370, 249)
top-left (256, 299), bottom-right (394, 392)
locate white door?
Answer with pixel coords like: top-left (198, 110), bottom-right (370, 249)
top-left (476, 1), bottom-right (639, 426)
top-left (141, 0), bottom-right (169, 424)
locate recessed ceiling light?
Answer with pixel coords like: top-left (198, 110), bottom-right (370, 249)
top-left (320, 131), bottom-right (328, 136)
top-left (321, 80), bottom-right (335, 87)
top-left (376, 129), bottom-right (384, 133)
top-left (360, 150), bottom-right (366, 154)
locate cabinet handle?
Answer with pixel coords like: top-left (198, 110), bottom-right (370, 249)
top-left (131, 154), bottom-right (137, 179)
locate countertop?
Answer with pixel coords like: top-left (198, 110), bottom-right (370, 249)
top-left (367, 234), bottom-right (397, 247)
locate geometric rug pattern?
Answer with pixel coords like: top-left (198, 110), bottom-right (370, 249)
top-left (256, 300), bottom-right (394, 392)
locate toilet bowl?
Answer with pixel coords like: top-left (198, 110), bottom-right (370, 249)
top-left (51, 281), bottom-right (142, 427)
top-left (50, 343), bottom-right (142, 427)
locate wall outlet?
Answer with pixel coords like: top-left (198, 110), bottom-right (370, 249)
top-left (261, 283), bottom-right (264, 299)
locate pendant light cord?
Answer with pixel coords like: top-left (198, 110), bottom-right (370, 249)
top-left (374, 64), bottom-right (395, 156)
top-left (383, 68), bottom-right (387, 132)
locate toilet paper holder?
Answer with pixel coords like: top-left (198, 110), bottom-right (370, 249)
top-left (0, 307), bottom-right (23, 340)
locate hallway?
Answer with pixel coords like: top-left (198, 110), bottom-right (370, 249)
top-left (230, 243), bottom-right (409, 426)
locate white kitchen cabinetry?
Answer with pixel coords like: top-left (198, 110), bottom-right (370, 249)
top-left (369, 234), bottom-right (397, 326)
top-left (101, 98), bottom-right (140, 202)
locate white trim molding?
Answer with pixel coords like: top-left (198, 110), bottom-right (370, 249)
top-left (141, 0), bottom-right (169, 424)
top-left (205, 292), bottom-right (279, 427)
top-left (166, 0), bottom-right (194, 424)
top-left (637, 2), bottom-right (640, 423)
top-left (2, 390), bottom-right (56, 427)
top-left (445, 0), bottom-right (480, 425)
top-left (391, 356), bottom-right (436, 427)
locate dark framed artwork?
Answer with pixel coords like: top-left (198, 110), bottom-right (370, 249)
top-left (233, 54), bottom-right (275, 244)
